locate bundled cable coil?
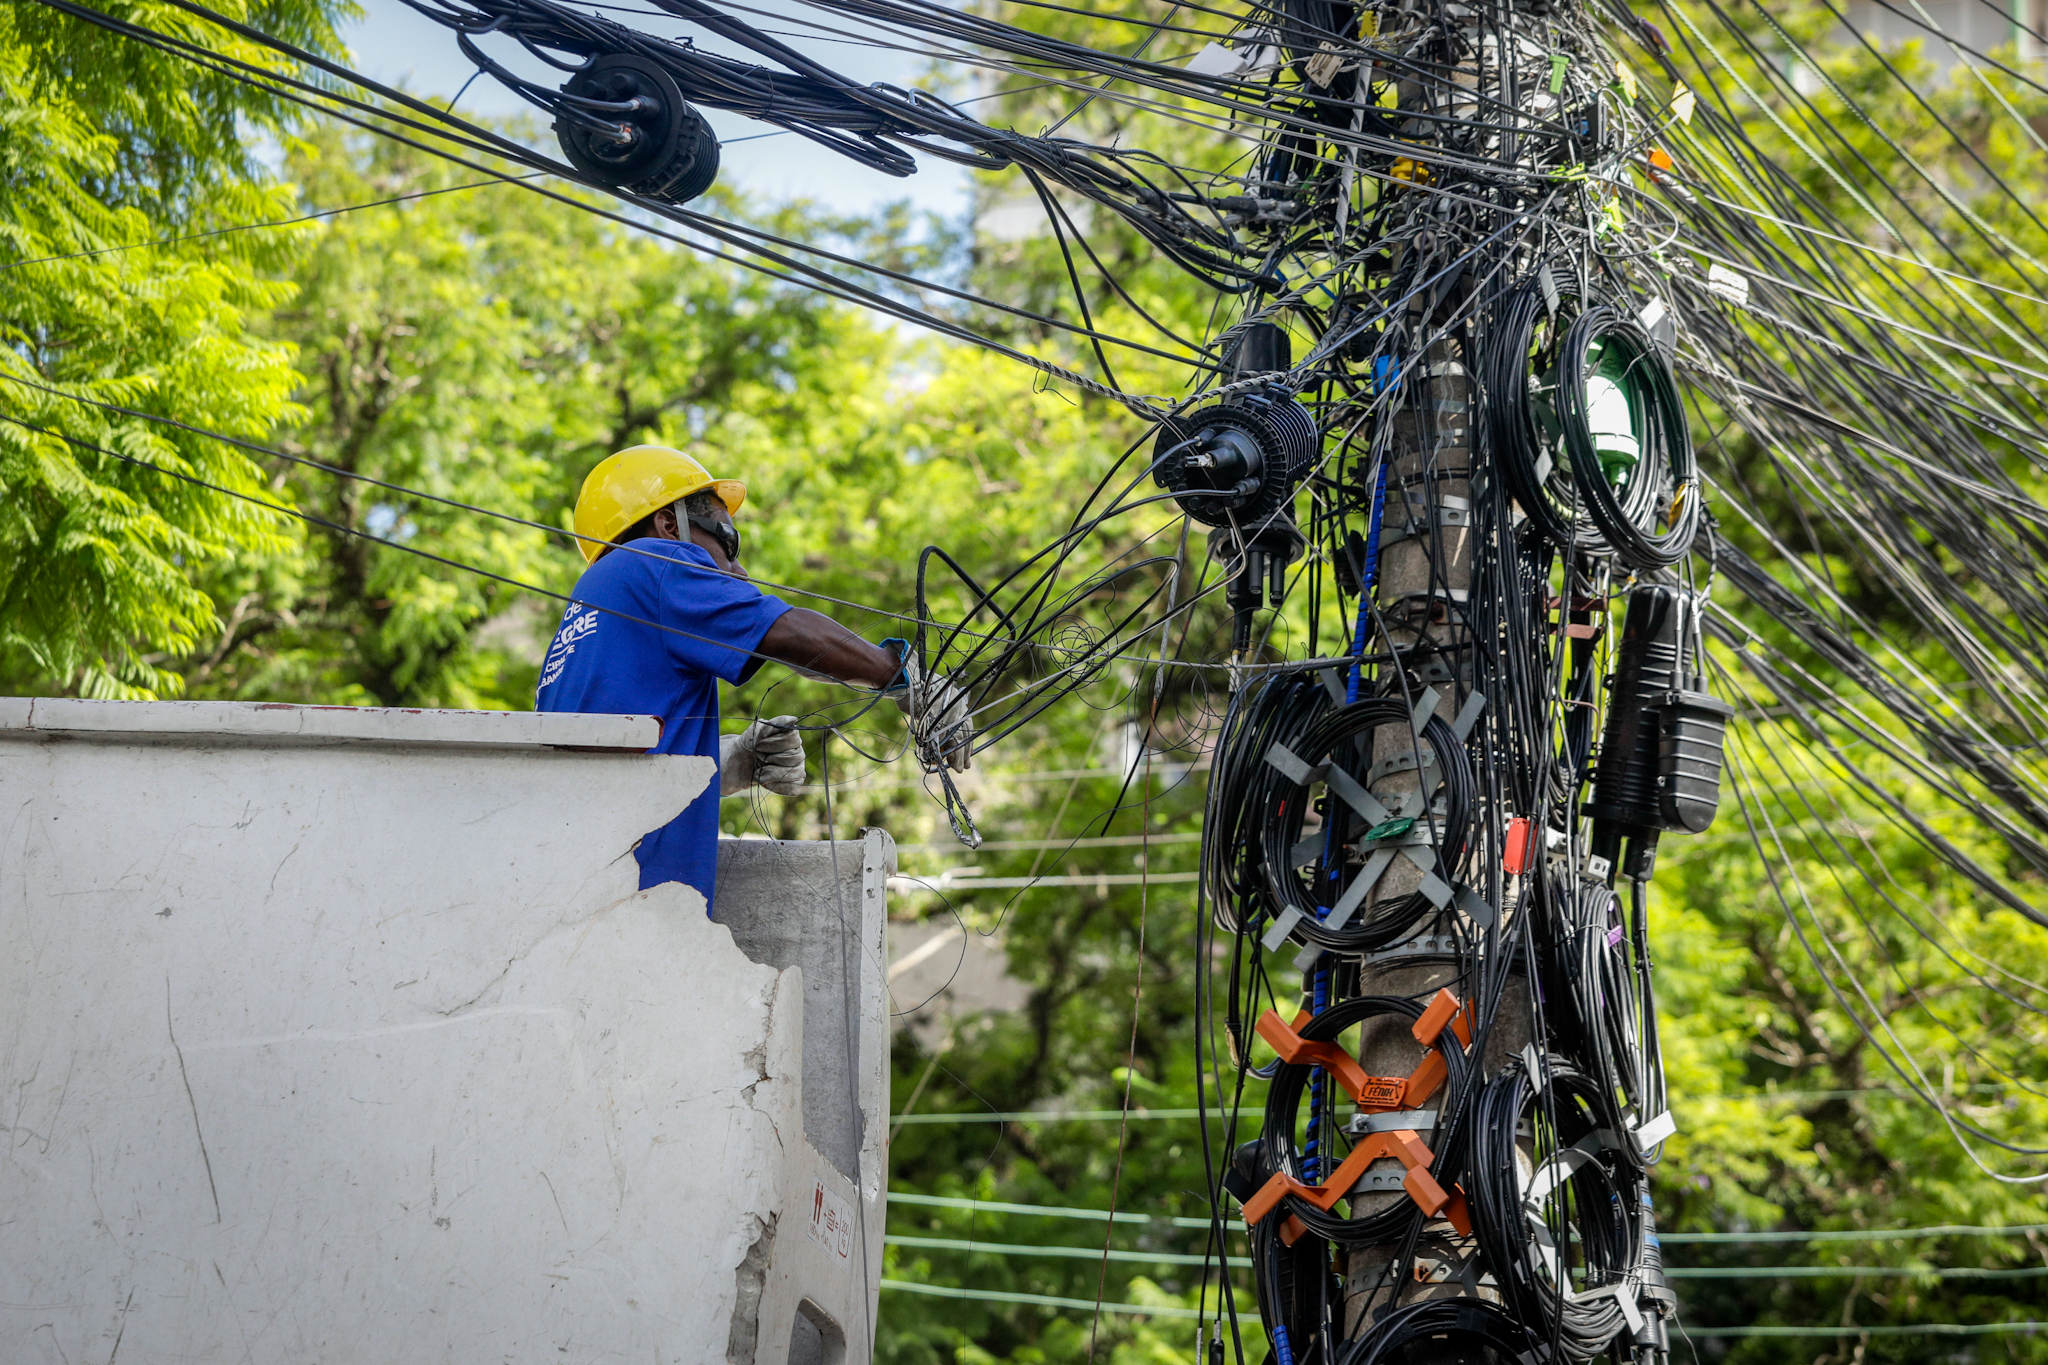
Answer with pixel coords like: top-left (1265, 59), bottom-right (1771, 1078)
top-left (1254, 697), bottom-right (1475, 954)
top-left (1486, 272), bottom-right (1589, 549)
top-left (1553, 305), bottom-right (1699, 569)
top-left (1486, 274), bottom-right (1700, 568)
top-left (1204, 670), bottom-right (1336, 936)
top-left (1336, 1297), bottom-right (1542, 1365)
top-left (1233, 994), bottom-right (1477, 1357)
top-left (1537, 878), bottom-right (1659, 1121)
top-left (1469, 1055), bottom-right (1649, 1361)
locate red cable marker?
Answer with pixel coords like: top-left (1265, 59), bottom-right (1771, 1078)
top-left (1503, 816), bottom-right (1535, 875)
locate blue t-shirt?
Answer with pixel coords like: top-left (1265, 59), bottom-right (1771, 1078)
top-left (535, 539), bottom-right (792, 911)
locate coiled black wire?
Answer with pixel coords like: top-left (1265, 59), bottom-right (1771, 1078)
top-left (1538, 878), bottom-right (1654, 1125)
top-left (1254, 995), bottom-right (1474, 1246)
top-left (1485, 271), bottom-right (1589, 549)
top-left (1336, 1296), bottom-right (1542, 1365)
top-left (1204, 671), bottom-right (1336, 935)
top-left (1554, 306), bottom-right (1699, 569)
top-left (1469, 1056), bottom-right (1646, 1361)
top-left (1256, 700), bottom-right (1476, 953)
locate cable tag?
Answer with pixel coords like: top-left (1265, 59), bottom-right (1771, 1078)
top-left (1548, 53), bottom-right (1569, 93)
top-left (1706, 263), bottom-right (1751, 306)
top-left (1504, 816), bottom-right (1536, 874)
top-left (1616, 1285), bottom-right (1645, 1334)
top-left (1184, 41), bottom-right (1247, 77)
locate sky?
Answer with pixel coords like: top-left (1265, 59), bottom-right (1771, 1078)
top-left (336, 0), bottom-right (972, 220)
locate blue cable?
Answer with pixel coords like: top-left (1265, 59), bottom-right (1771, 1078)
top-left (1272, 1325), bottom-right (1297, 1365)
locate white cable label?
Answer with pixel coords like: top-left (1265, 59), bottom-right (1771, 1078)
top-left (806, 1178), bottom-right (856, 1267)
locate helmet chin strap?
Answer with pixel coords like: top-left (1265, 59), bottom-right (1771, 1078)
top-left (685, 511), bottom-right (740, 563)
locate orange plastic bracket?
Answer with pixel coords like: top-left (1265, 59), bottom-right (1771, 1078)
top-left (1395, 989), bottom-right (1473, 1107)
top-left (1255, 993), bottom-right (1472, 1115)
top-left (1257, 1009), bottom-right (1420, 1111)
top-left (1411, 988), bottom-right (1472, 1050)
top-left (1256, 1009), bottom-right (1379, 1106)
top-left (1242, 1128), bottom-right (1452, 1243)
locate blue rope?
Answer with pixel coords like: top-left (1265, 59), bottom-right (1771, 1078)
top-left (1346, 456), bottom-right (1390, 705)
top-left (1304, 962), bottom-right (1331, 1182)
top-left (1314, 451), bottom-right (1391, 1186)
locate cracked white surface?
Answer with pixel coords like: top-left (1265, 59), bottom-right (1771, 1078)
top-left (0, 716), bottom-right (826, 1362)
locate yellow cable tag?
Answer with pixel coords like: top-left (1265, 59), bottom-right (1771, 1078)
top-left (1672, 82), bottom-right (1696, 124)
top-left (1615, 61), bottom-right (1638, 102)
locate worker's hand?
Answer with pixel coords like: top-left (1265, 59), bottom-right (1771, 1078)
top-left (720, 717), bottom-right (807, 796)
top-left (893, 662), bottom-right (974, 773)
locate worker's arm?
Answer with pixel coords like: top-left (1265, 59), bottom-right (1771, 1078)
top-left (757, 608), bottom-right (902, 689)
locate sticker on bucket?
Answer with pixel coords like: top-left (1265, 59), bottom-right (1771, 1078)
top-left (806, 1179), bottom-right (854, 1265)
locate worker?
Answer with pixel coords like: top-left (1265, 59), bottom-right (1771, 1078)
top-left (536, 445), bottom-right (970, 913)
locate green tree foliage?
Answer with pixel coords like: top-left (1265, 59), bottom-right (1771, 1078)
top-left (0, 0), bottom-right (349, 697)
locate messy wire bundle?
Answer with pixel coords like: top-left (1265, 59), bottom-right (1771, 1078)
top-left (17, 0), bottom-right (2048, 1354)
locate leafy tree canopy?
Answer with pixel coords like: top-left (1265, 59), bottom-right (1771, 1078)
top-left (0, 0), bottom-right (351, 698)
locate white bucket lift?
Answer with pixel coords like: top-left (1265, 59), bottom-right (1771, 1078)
top-left (0, 697), bottom-right (889, 1364)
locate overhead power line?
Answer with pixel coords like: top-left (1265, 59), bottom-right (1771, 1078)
top-left (886, 1233), bottom-right (2044, 1278)
top-left (887, 1233), bottom-right (1250, 1269)
top-left (886, 1085), bottom-right (2024, 1125)
top-left (890, 871), bottom-right (1201, 891)
top-left (888, 1191), bottom-right (2048, 1245)
top-left (881, 1280), bottom-right (2046, 1337)
top-left (0, 175), bottom-right (532, 271)
top-left (889, 1190), bottom-right (1216, 1231)
top-left (1665, 1265), bottom-right (2048, 1279)
top-left (893, 833), bottom-right (1205, 852)
top-left (1685, 1322), bottom-right (2048, 1338)
top-left (879, 1278), bottom-right (1228, 1321)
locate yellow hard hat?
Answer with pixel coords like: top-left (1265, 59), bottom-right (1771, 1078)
top-left (573, 445), bottom-right (747, 564)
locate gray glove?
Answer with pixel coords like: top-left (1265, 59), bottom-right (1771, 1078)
top-left (892, 658), bottom-right (973, 773)
top-left (720, 717), bottom-right (807, 796)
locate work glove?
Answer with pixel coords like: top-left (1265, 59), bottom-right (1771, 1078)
top-left (891, 653), bottom-right (974, 773)
top-left (720, 717), bottom-right (807, 796)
